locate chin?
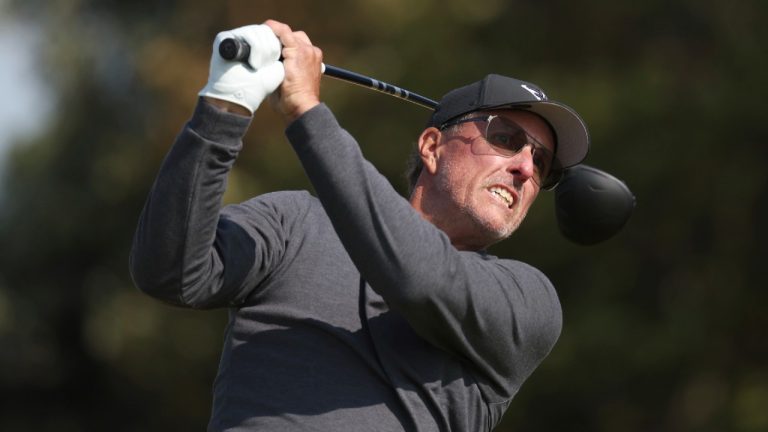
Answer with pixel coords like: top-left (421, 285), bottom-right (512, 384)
top-left (473, 217), bottom-right (521, 246)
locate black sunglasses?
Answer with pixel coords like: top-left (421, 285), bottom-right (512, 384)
top-left (440, 115), bottom-right (562, 190)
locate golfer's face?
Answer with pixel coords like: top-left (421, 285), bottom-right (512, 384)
top-left (433, 110), bottom-right (555, 247)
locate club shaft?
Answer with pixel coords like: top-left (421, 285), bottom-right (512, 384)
top-left (322, 65), bottom-right (437, 110)
top-left (219, 37), bottom-right (437, 110)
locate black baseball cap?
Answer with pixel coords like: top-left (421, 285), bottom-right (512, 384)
top-left (428, 74), bottom-right (590, 169)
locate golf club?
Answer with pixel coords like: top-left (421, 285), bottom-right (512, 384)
top-left (219, 37), bottom-right (636, 245)
top-left (219, 38), bottom-right (438, 109)
top-left (555, 165), bottom-right (635, 245)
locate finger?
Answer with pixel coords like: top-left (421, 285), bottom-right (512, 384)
top-left (276, 30), bottom-right (301, 50)
top-left (280, 44), bottom-right (323, 71)
top-left (311, 46), bottom-right (323, 64)
top-left (262, 19), bottom-right (292, 38)
top-left (263, 19), bottom-right (298, 50)
top-left (292, 30), bottom-right (312, 46)
top-left (256, 61), bottom-right (286, 93)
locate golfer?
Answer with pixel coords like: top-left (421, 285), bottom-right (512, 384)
top-left (130, 19), bottom-right (589, 431)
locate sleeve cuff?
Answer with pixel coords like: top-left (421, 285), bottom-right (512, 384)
top-left (188, 97), bottom-right (253, 143)
top-left (284, 103), bottom-right (340, 149)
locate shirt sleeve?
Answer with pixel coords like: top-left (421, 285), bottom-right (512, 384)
top-left (129, 98), bottom-right (287, 309)
top-left (285, 104), bottom-right (562, 394)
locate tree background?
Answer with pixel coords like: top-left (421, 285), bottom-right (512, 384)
top-left (0, 0), bottom-right (766, 430)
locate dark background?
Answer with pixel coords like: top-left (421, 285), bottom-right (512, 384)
top-left (1, 0), bottom-right (766, 430)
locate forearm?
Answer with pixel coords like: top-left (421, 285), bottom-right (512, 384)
top-left (203, 96), bottom-right (252, 116)
top-left (129, 98), bottom-right (251, 307)
top-left (286, 105), bottom-right (431, 292)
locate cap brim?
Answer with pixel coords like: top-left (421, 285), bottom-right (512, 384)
top-left (521, 101), bottom-right (590, 169)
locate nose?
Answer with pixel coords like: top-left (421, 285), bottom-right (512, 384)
top-left (506, 145), bottom-right (536, 182)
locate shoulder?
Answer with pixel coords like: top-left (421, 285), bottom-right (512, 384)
top-left (239, 190), bottom-right (318, 208)
top-left (454, 252), bottom-right (563, 388)
top-left (245, 190), bottom-right (319, 207)
top-left (222, 191), bottom-right (324, 225)
top-left (495, 256), bottom-right (555, 291)
top-left (469, 252), bottom-right (562, 330)
top-left (467, 252), bottom-right (553, 285)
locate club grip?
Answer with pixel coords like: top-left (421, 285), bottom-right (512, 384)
top-left (219, 38), bottom-right (250, 61)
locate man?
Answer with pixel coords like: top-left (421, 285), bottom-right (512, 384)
top-left (130, 19), bottom-right (589, 431)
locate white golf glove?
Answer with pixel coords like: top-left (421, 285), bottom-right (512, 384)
top-left (198, 25), bottom-right (285, 114)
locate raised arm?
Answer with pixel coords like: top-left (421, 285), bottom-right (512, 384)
top-left (129, 25), bottom-right (286, 308)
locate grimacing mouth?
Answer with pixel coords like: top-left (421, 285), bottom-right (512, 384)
top-left (487, 184), bottom-right (517, 209)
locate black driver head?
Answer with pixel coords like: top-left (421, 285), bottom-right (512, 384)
top-left (554, 164), bottom-right (636, 245)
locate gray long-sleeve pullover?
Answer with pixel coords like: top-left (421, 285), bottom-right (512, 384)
top-left (129, 99), bottom-right (562, 431)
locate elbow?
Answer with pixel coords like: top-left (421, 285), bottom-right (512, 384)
top-left (128, 242), bottom-right (185, 306)
top-left (128, 242), bottom-right (229, 310)
top-left (128, 251), bottom-right (156, 295)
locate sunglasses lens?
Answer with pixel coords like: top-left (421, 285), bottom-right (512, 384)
top-left (485, 117), bottom-right (528, 154)
top-left (484, 116), bottom-right (557, 189)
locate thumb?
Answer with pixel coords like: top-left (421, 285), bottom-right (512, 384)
top-left (255, 61), bottom-right (286, 94)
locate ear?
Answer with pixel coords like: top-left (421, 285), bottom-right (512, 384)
top-left (417, 127), bottom-right (442, 175)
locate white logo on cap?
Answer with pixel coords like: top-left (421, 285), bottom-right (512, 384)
top-left (521, 84), bottom-right (546, 101)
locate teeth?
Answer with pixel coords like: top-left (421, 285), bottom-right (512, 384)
top-left (489, 187), bottom-right (513, 207)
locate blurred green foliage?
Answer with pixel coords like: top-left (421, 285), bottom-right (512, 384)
top-left (0, 0), bottom-right (766, 430)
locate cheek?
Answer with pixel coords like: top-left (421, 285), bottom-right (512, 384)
top-left (519, 184), bottom-right (540, 209)
top-left (438, 157), bottom-right (482, 193)
top-left (438, 145), bottom-right (486, 177)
